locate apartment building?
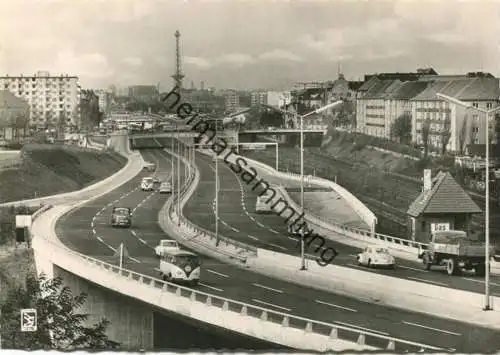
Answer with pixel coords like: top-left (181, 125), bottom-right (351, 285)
top-left (356, 79), bottom-right (402, 137)
top-left (251, 91), bottom-right (267, 106)
top-left (0, 90), bottom-right (29, 141)
top-left (411, 77), bottom-right (500, 153)
top-left (221, 90), bottom-right (240, 113)
top-left (94, 89), bottom-right (111, 114)
top-left (0, 71), bottom-right (80, 129)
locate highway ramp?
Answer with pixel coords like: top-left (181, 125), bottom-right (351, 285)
top-left (55, 147), bottom-right (500, 352)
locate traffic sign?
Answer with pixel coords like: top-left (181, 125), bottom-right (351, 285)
top-left (21, 308), bottom-right (37, 332)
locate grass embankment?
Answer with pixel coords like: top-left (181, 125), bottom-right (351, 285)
top-left (0, 143), bottom-right (127, 294)
top-left (242, 130), bottom-right (499, 243)
top-left (0, 144), bottom-right (126, 203)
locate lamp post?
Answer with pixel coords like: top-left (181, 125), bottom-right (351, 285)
top-left (215, 119), bottom-right (220, 247)
top-left (297, 100), bottom-right (344, 270)
top-left (176, 128), bottom-right (181, 226)
top-left (436, 93), bottom-right (500, 311)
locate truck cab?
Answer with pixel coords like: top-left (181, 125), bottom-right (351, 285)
top-left (155, 239), bottom-right (180, 257)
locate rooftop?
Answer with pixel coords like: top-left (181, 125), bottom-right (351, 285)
top-left (388, 81), bottom-right (430, 100)
top-left (411, 77), bottom-right (500, 101)
top-left (406, 171), bottom-right (481, 217)
top-left (361, 79), bottom-right (402, 100)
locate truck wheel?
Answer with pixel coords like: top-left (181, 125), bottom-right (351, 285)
top-left (475, 264), bottom-right (486, 277)
top-left (422, 254), bottom-right (432, 270)
top-left (446, 259), bottom-right (460, 276)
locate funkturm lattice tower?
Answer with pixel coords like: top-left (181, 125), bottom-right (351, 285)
top-left (172, 30), bottom-right (185, 90)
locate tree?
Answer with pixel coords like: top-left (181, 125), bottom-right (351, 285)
top-left (1, 273), bottom-right (119, 350)
top-left (79, 90), bottom-right (101, 131)
top-left (391, 113), bottom-right (412, 144)
top-left (56, 112), bottom-right (67, 140)
top-left (441, 117), bottom-right (452, 155)
top-left (458, 113), bottom-right (469, 155)
top-left (469, 121), bottom-right (477, 154)
top-left (421, 116), bottom-right (431, 158)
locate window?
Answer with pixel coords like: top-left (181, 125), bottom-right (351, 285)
top-left (472, 102), bottom-right (479, 108)
top-left (421, 221), bottom-right (426, 229)
top-left (487, 102), bottom-right (493, 109)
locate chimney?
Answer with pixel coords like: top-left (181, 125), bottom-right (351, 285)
top-left (423, 169), bottom-right (432, 191)
top-left (201, 81), bottom-right (205, 91)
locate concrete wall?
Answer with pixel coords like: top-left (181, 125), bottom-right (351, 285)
top-left (54, 265), bottom-right (154, 350)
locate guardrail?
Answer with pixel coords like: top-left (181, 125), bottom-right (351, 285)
top-left (33, 215), bottom-right (445, 352)
top-left (239, 155), bottom-right (377, 232)
top-left (164, 146), bottom-right (258, 261)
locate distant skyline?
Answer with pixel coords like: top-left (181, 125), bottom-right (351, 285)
top-left (1, 1), bottom-right (499, 90)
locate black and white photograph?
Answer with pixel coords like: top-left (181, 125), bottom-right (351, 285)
top-left (1, 0), bottom-right (500, 352)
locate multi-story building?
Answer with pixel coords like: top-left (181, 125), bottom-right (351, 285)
top-left (128, 85), bottom-right (158, 100)
top-left (0, 71), bottom-right (80, 130)
top-left (94, 89), bottom-right (111, 114)
top-left (251, 91), bottom-right (267, 106)
top-left (0, 90), bottom-right (30, 141)
top-left (411, 77), bottom-right (500, 153)
top-left (221, 90), bottom-right (240, 113)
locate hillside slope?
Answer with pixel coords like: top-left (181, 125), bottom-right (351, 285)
top-left (0, 144), bottom-right (126, 203)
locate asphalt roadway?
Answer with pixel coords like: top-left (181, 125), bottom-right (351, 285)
top-left (55, 146), bottom-right (500, 353)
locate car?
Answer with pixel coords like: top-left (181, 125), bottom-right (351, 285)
top-left (155, 239), bottom-right (180, 257)
top-left (110, 207), bottom-right (132, 228)
top-left (158, 182), bottom-right (172, 194)
top-left (153, 176), bottom-right (161, 184)
top-left (255, 195), bottom-right (273, 214)
top-left (143, 162), bottom-right (155, 172)
top-left (357, 246), bottom-right (395, 269)
top-left (141, 177), bottom-right (155, 191)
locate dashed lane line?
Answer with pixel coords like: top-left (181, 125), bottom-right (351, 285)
top-left (138, 238), bottom-right (147, 245)
top-left (462, 277), bottom-right (500, 287)
top-left (269, 243), bottom-right (287, 251)
top-left (401, 321), bottom-right (461, 336)
top-left (251, 299), bottom-right (291, 312)
top-left (206, 269), bottom-right (230, 278)
top-left (407, 277), bottom-right (448, 287)
top-left (334, 321), bottom-right (389, 336)
top-left (315, 299), bottom-right (358, 313)
top-left (247, 234), bottom-right (260, 241)
top-left (252, 283), bottom-right (284, 293)
top-left (199, 283), bottom-right (223, 292)
top-left (398, 265), bottom-right (429, 273)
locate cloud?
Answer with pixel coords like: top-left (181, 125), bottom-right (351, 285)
top-left (52, 50), bottom-right (114, 79)
top-left (122, 57), bottom-right (143, 66)
top-left (184, 56), bottom-right (212, 69)
top-left (217, 53), bottom-right (256, 67)
top-left (258, 49), bottom-right (303, 62)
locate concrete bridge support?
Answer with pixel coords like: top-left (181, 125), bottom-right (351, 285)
top-left (54, 265), bottom-right (154, 350)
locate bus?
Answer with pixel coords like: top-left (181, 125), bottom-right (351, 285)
top-left (159, 250), bottom-right (201, 285)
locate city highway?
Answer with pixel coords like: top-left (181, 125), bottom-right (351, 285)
top-left (55, 144), bottom-right (500, 352)
top-left (183, 151), bottom-right (500, 297)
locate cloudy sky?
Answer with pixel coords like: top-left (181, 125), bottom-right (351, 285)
top-left (1, 0), bottom-right (499, 91)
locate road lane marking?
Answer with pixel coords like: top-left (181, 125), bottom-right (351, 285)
top-left (402, 321), bottom-right (461, 336)
top-left (252, 283), bottom-right (284, 293)
top-left (131, 230), bottom-right (137, 237)
top-left (92, 229), bottom-right (96, 235)
top-left (198, 282), bottom-right (223, 292)
top-left (269, 243), bottom-right (287, 251)
top-left (407, 277), bottom-right (448, 286)
top-left (231, 227), bottom-right (239, 232)
top-left (287, 236), bottom-right (297, 241)
top-left (270, 229), bottom-right (280, 234)
top-left (256, 221), bottom-right (266, 228)
top-left (138, 238), bottom-right (147, 244)
top-left (315, 300), bottom-right (357, 312)
top-left (398, 265), bottom-right (428, 273)
top-left (97, 236), bottom-right (104, 242)
top-left (247, 234), bottom-right (259, 241)
top-left (207, 269), bottom-right (229, 278)
top-left (251, 299), bottom-right (291, 312)
top-left (335, 321), bottom-right (389, 335)
top-left (462, 277), bottom-right (500, 287)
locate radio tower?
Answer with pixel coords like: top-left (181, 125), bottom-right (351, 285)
top-left (172, 30), bottom-right (185, 90)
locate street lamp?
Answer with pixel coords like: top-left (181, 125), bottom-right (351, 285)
top-left (297, 100), bottom-right (344, 270)
top-left (215, 119), bottom-right (220, 247)
top-left (436, 92), bottom-right (500, 311)
top-left (176, 128), bottom-right (181, 226)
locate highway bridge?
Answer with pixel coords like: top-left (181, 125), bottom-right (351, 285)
top-left (28, 132), bottom-right (500, 352)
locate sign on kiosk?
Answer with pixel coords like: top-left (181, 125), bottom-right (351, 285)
top-left (431, 223), bottom-right (450, 233)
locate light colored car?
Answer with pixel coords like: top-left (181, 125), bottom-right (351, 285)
top-left (144, 162), bottom-right (155, 172)
top-left (255, 195), bottom-right (273, 214)
top-left (158, 182), bottom-right (172, 194)
top-left (357, 246), bottom-right (395, 269)
top-left (141, 177), bottom-right (155, 191)
top-left (155, 239), bottom-right (180, 257)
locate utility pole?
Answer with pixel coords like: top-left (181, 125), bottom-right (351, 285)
top-left (177, 130), bottom-right (181, 226)
top-left (215, 119), bottom-right (220, 247)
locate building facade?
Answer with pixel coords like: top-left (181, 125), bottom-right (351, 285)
top-left (411, 77), bottom-right (500, 153)
top-left (0, 90), bottom-right (30, 141)
top-left (128, 85), bottom-right (158, 100)
top-left (0, 71), bottom-right (80, 130)
top-left (251, 91), bottom-right (267, 106)
top-left (221, 90), bottom-right (240, 113)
